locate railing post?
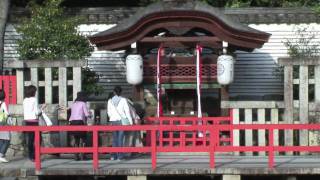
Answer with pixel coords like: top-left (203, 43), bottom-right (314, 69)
top-left (268, 128), bottom-right (274, 169)
top-left (93, 129), bottom-right (99, 170)
top-left (35, 130), bottom-right (41, 171)
top-left (209, 126), bottom-right (216, 169)
top-left (229, 109), bottom-right (233, 146)
top-left (151, 129), bottom-right (157, 170)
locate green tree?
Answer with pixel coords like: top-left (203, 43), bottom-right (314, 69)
top-left (16, 0), bottom-right (103, 95)
top-left (16, 0), bottom-right (93, 60)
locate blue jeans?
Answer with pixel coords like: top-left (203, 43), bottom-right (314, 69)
top-left (0, 139), bottom-right (10, 157)
top-left (111, 121), bottom-right (124, 160)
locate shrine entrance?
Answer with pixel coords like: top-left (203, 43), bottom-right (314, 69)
top-left (89, 2), bottom-right (270, 117)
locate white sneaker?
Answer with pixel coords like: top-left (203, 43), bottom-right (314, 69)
top-left (0, 157), bottom-right (8, 163)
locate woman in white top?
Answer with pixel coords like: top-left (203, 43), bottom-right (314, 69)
top-left (107, 86), bottom-right (133, 160)
top-left (0, 90), bottom-right (10, 163)
top-left (23, 85), bottom-right (44, 161)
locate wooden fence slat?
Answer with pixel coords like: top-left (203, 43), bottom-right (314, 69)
top-left (284, 65), bottom-right (293, 152)
top-left (58, 67), bottom-right (67, 120)
top-left (271, 108), bottom-right (279, 155)
top-left (45, 68), bottom-right (52, 104)
top-left (16, 70), bottom-right (24, 104)
top-left (233, 108), bottom-right (240, 155)
top-left (73, 67), bottom-right (82, 101)
top-left (58, 67), bottom-right (68, 149)
top-left (315, 65), bottom-right (320, 103)
top-left (245, 108), bottom-right (253, 156)
top-left (299, 65), bottom-right (309, 148)
top-left (312, 65), bottom-right (320, 146)
top-left (258, 108), bottom-right (266, 156)
top-left (30, 68), bottom-right (39, 103)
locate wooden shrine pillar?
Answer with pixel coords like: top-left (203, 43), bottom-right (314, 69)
top-left (220, 85), bottom-right (229, 116)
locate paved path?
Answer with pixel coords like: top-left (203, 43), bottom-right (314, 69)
top-left (1, 155), bottom-right (320, 176)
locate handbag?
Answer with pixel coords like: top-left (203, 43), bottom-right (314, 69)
top-left (41, 110), bottom-right (53, 126)
top-left (120, 118), bottom-right (131, 125)
top-left (111, 99), bottom-right (131, 125)
top-left (0, 102), bottom-right (8, 126)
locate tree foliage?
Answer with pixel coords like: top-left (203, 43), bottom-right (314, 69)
top-left (82, 67), bottom-right (104, 95)
top-left (16, 0), bottom-right (93, 60)
top-left (284, 26), bottom-right (320, 58)
top-left (16, 0), bottom-right (103, 95)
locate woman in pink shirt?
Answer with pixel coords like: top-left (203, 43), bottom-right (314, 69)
top-left (69, 91), bottom-right (90, 160)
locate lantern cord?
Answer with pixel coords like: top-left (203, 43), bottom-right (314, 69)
top-left (157, 45), bottom-right (163, 117)
top-left (196, 44), bottom-right (204, 137)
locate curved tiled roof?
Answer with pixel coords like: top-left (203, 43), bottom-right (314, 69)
top-left (89, 0), bottom-right (271, 50)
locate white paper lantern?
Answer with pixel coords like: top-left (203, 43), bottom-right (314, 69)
top-left (126, 54), bottom-right (143, 85)
top-left (217, 55), bottom-right (234, 85)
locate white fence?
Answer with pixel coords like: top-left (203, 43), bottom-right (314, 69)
top-left (4, 59), bottom-right (85, 119)
top-left (221, 57), bottom-right (320, 156)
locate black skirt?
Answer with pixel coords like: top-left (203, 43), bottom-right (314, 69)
top-left (69, 120), bottom-right (86, 139)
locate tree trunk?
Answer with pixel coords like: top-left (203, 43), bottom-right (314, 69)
top-left (0, 0), bottom-right (10, 74)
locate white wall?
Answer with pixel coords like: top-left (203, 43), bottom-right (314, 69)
top-left (4, 23), bottom-right (320, 99)
top-left (230, 23), bottom-right (320, 99)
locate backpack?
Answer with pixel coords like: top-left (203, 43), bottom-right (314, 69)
top-left (0, 102), bottom-right (8, 125)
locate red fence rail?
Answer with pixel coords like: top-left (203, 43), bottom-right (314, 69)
top-left (145, 110), bottom-right (233, 147)
top-left (0, 75), bottom-right (17, 105)
top-left (2, 123), bottom-right (320, 172)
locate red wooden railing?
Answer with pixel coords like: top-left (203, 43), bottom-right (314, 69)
top-left (2, 119), bottom-right (320, 171)
top-left (0, 75), bottom-right (17, 104)
top-left (145, 110), bottom-right (233, 147)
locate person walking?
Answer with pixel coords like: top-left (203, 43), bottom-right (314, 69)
top-left (69, 91), bottom-right (90, 161)
top-left (124, 99), bottom-right (143, 148)
top-left (107, 86), bottom-right (133, 160)
top-left (0, 90), bottom-right (10, 163)
top-left (23, 85), bottom-right (45, 162)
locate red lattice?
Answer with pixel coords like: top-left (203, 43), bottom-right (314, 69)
top-left (144, 64), bottom-right (217, 78)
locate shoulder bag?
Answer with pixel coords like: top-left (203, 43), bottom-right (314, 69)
top-left (111, 99), bottom-right (131, 125)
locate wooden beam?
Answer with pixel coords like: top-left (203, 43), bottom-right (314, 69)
top-left (140, 36), bottom-right (221, 43)
top-left (140, 36), bottom-right (222, 48)
top-left (144, 83), bottom-right (220, 89)
top-left (141, 41), bottom-right (222, 49)
top-left (278, 57), bottom-right (320, 65)
top-left (4, 59), bottom-right (86, 68)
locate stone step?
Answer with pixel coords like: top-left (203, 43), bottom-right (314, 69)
top-left (0, 177), bottom-right (17, 180)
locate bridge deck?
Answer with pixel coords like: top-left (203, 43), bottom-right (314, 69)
top-left (2, 154), bottom-right (320, 176)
